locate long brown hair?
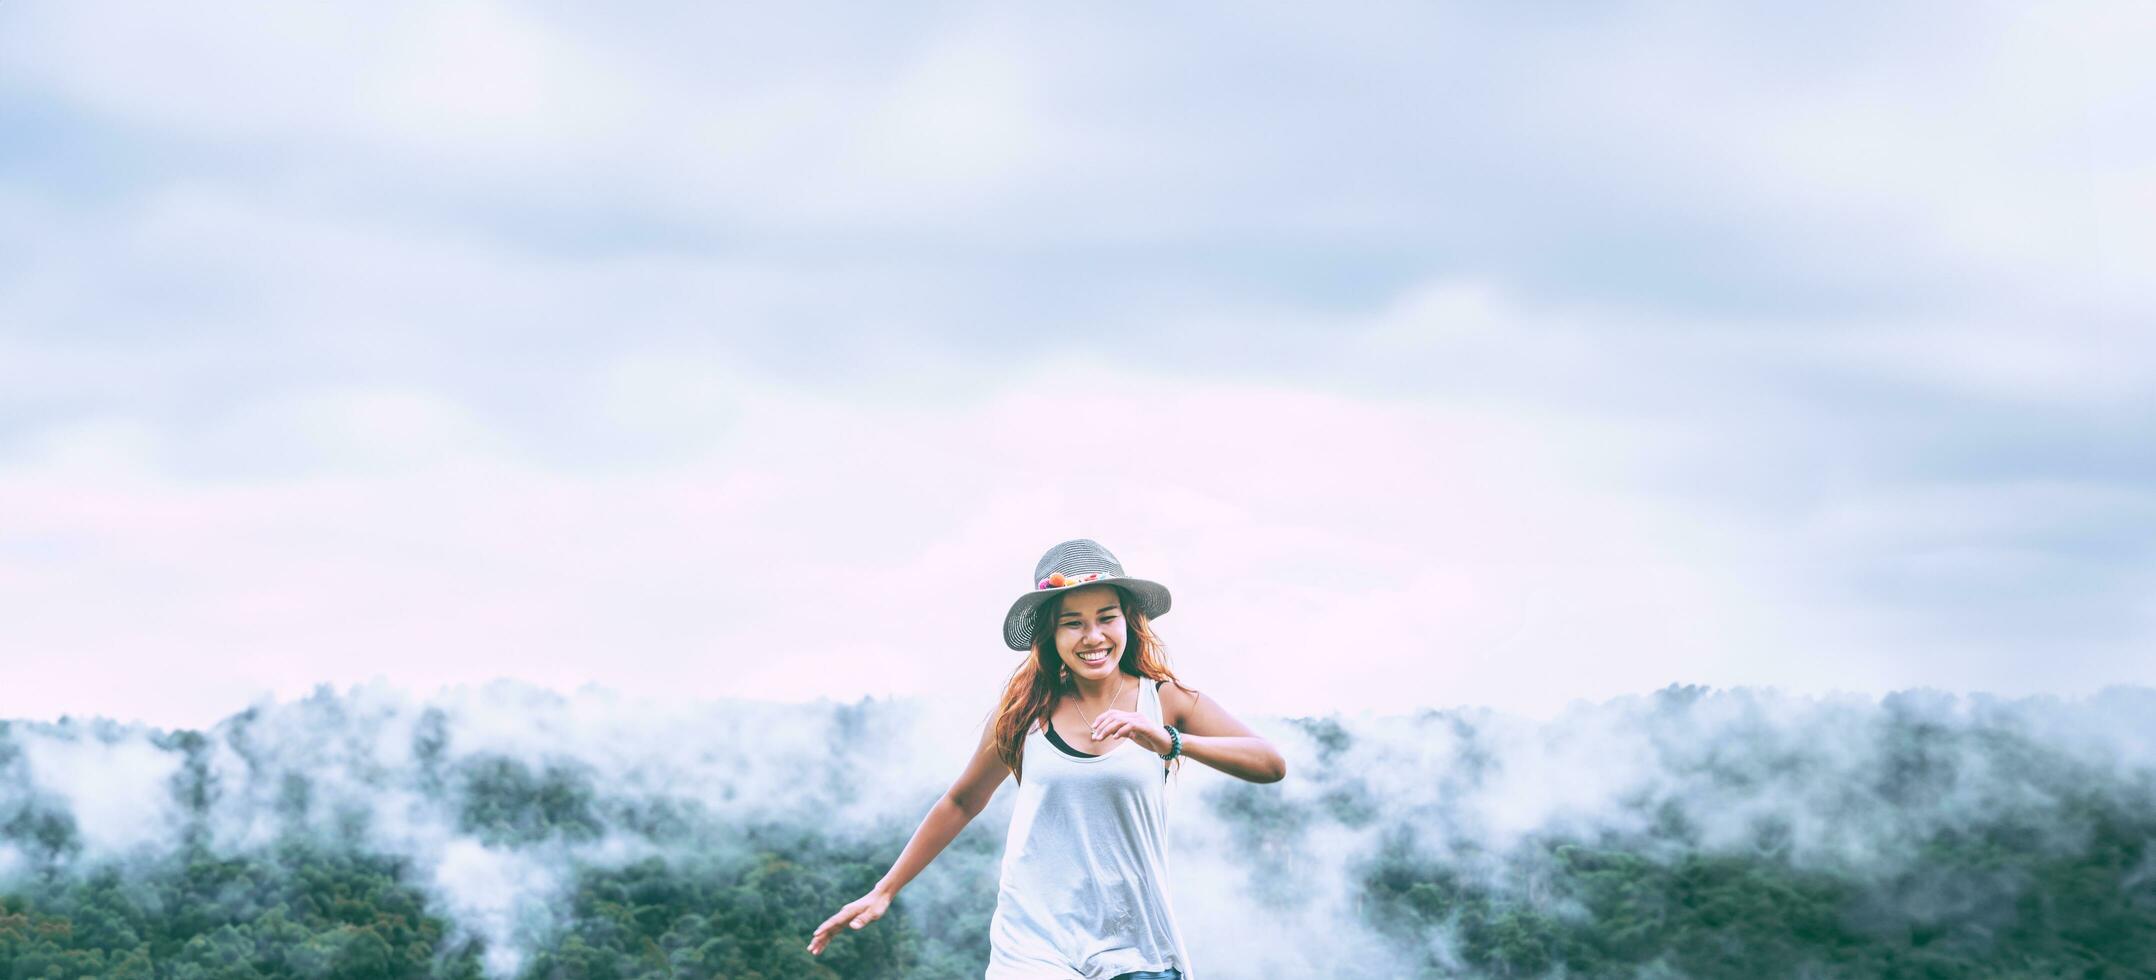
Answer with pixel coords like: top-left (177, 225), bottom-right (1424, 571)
top-left (989, 585), bottom-right (1193, 783)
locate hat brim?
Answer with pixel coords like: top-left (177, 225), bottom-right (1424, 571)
top-left (1002, 578), bottom-right (1172, 651)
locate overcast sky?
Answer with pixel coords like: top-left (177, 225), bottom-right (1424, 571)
top-left (2, 2), bottom-right (2150, 730)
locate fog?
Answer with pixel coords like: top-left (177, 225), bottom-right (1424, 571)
top-left (5, 681), bottom-right (2154, 977)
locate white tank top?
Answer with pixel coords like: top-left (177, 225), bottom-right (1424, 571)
top-left (986, 676), bottom-right (1193, 980)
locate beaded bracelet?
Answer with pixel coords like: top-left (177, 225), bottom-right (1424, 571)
top-left (1159, 725), bottom-right (1181, 761)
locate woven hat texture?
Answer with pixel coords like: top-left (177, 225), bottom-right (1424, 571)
top-left (1002, 539), bottom-right (1173, 650)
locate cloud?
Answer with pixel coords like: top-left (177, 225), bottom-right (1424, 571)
top-left (0, 1), bottom-right (2147, 724)
top-left (0, 347), bottom-right (1885, 726)
top-left (13, 726), bottom-right (180, 856)
top-left (6, 1), bottom-right (2141, 303)
top-left (8, 683), bottom-right (2156, 976)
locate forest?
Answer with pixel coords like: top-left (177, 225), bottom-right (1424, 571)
top-left (5, 685), bottom-right (2155, 978)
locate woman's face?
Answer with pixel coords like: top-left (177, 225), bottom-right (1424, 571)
top-left (1052, 585), bottom-right (1127, 681)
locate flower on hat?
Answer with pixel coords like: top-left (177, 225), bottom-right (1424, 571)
top-left (1036, 571), bottom-right (1108, 591)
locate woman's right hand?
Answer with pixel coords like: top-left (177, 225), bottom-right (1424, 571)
top-left (807, 888), bottom-right (892, 956)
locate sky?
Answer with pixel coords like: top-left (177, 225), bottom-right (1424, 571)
top-left (1, 1), bottom-right (2151, 731)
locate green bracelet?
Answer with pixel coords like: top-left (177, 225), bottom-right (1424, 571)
top-left (1160, 725), bottom-right (1181, 761)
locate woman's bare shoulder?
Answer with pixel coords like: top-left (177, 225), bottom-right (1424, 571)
top-left (1156, 676), bottom-right (1202, 728)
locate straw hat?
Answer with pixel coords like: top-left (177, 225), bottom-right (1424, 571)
top-left (1002, 539), bottom-right (1173, 650)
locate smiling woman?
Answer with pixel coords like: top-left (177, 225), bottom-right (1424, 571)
top-left (808, 539), bottom-right (1285, 979)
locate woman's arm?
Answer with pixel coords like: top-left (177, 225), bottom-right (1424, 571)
top-left (1093, 681), bottom-right (1287, 784)
top-left (872, 723), bottom-right (1010, 896)
top-left (1175, 731), bottom-right (1287, 784)
top-left (809, 720), bottom-right (1011, 956)
top-left (1165, 681), bottom-right (1287, 783)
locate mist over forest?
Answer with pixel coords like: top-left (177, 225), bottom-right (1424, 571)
top-left (5, 682), bottom-right (2155, 979)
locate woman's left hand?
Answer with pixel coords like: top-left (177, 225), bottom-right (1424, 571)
top-left (1091, 709), bottom-right (1171, 755)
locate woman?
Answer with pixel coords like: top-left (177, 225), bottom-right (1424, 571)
top-left (808, 539), bottom-right (1287, 979)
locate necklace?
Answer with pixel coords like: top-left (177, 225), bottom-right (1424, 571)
top-left (1076, 672), bottom-right (1128, 738)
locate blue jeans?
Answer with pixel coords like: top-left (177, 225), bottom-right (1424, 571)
top-left (1110, 971), bottom-right (1181, 980)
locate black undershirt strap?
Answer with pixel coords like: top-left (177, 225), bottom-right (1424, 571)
top-left (1043, 724), bottom-right (1098, 758)
top-left (1041, 680), bottom-right (1169, 759)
